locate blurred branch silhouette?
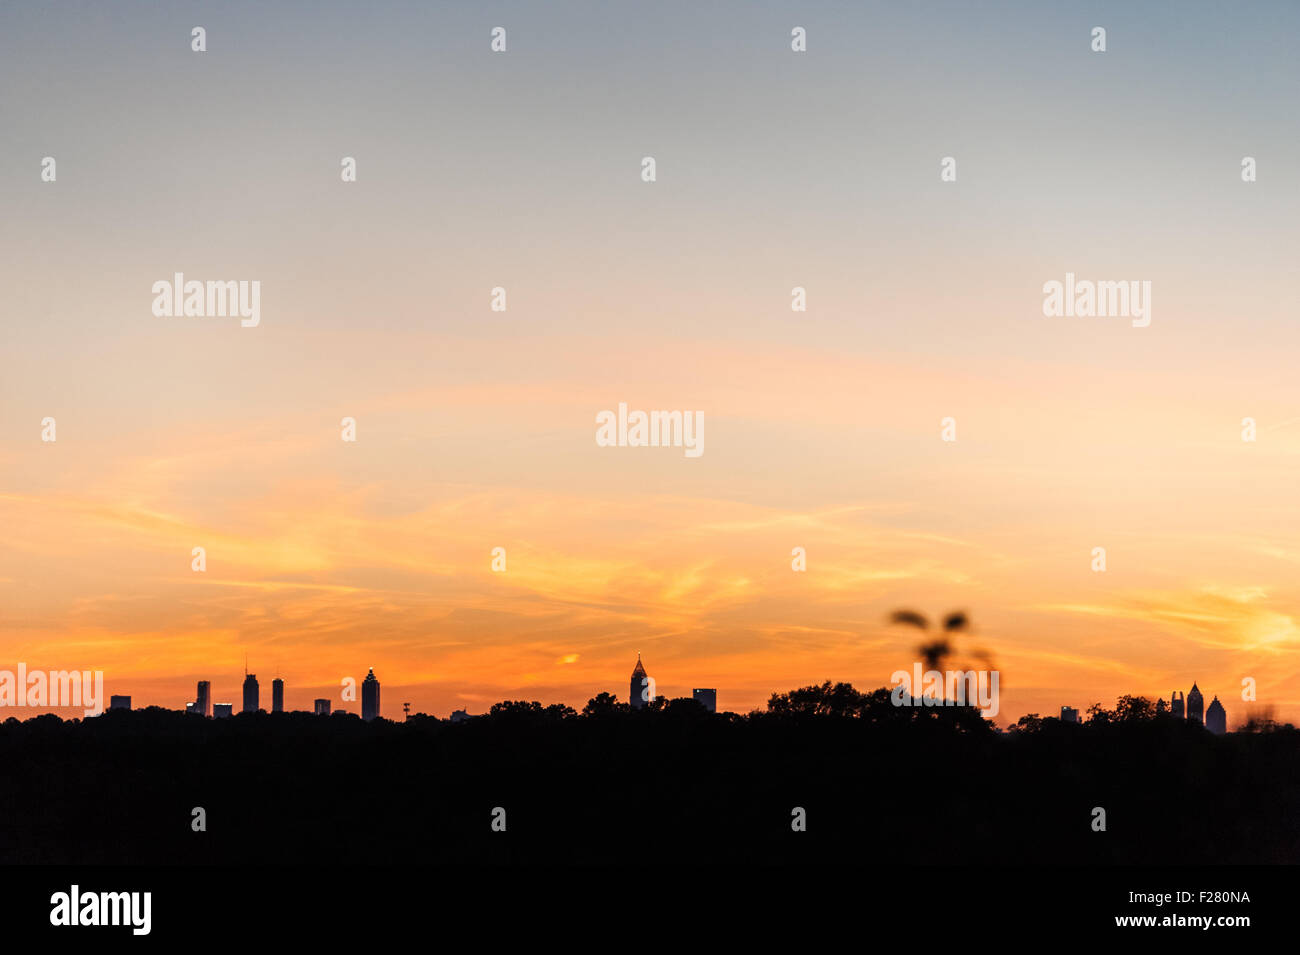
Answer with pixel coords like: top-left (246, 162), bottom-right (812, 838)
top-left (888, 608), bottom-right (979, 671)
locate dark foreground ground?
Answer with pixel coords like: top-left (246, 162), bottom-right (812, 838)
top-left (2, 685), bottom-right (1297, 865)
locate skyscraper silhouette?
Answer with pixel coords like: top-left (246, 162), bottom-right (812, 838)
top-left (630, 653), bottom-right (649, 709)
top-left (693, 688), bottom-right (717, 713)
top-left (1206, 695), bottom-right (1227, 735)
top-left (272, 677), bottom-right (284, 713)
top-left (314, 698), bottom-right (331, 716)
top-left (242, 671), bottom-right (259, 714)
top-left (196, 680), bottom-right (211, 718)
top-left (1170, 690), bottom-right (1184, 719)
top-left (1187, 683), bottom-right (1204, 724)
top-left (362, 668), bottom-right (381, 721)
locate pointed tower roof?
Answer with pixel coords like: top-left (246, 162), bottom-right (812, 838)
top-left (630, 652), bottom-right (646, 679)
top-left (1191, 682), bottom-right (1199, 690)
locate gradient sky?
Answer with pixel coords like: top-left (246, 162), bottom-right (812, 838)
top-left (3, 1), bottom-right (1300, 724)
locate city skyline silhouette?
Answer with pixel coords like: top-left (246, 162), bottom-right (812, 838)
top-left (15, 650), bottom-right (1242, 739)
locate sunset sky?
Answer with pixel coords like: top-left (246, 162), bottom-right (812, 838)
top-left (3, 1), bottom-right (1300, 725)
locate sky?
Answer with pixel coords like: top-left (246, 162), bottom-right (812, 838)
top-left (2, 1), bottom-right (1299, 725)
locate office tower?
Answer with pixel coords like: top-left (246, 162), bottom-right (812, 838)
top-left (272, 678), bottom-right (284, 713)
top-left (693, 688), bottom-right (717, 713)
top-left (213, 703), bottom-right (234, 718)
top-left (185, 702), bottom-right (200, 714)
top-left (1060, 705), bottom-right (1079, 724)
top-left (1206, 696), bottom-right (1227, 735)
top-left (1187, 683), bottom-right (1204, 724)
top-left (195, 680), bottom-right (211, 718)
top-left (1170, 691), bottom-right (1184, 720)
top-left (109, 695), bottom-right (131, 711)
top-left (362, 668), bottom-right (381, 721)
top-left (242, 672), bottom-right (259, 714)
top-left (629, 653), bottom-right (650, 709)
top-left (314, 698), bottom-right (331, 716)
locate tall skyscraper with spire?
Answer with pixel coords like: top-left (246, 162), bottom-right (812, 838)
top-left (1206, 696), bottom-right (1227, 735)
top-left (629, 653), bottom-right (650, 709)
top-left (242, 669), bottom-right (259, 714)
top-left (362, 668), bottom-right (381, 721)
top-left (271, 677), bottom-right (284, 713)
top-left (1187, 683), bottom-right (1204, 724)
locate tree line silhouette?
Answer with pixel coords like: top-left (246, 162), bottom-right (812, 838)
top-left (1, 681), bottom-right (1296, 864)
